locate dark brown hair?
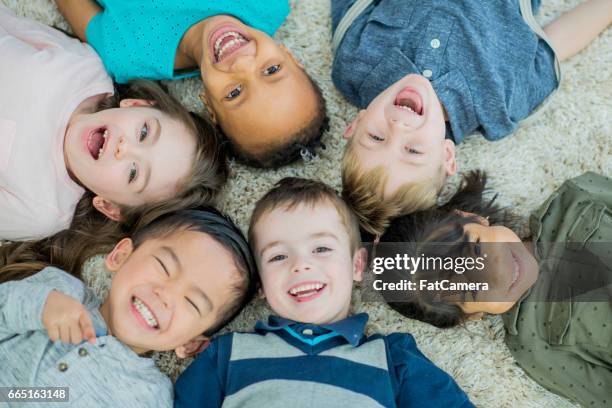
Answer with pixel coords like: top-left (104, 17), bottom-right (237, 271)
top-left (378, 171), bottom-right (519, 328)
top-left (226, 75), bottom-right (329, 169)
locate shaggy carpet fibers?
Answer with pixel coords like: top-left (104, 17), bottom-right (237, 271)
top-left (3, 0), bottom-right (610, 406)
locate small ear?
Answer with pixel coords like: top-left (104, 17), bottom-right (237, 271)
top-left (119, 99), bottom-right (155, 108)
top-left (454, 210), bottom-right (489, 226)
top-left (105, 238), bottom-right (134, 272)
top-left (255, 287), bottom-right (267, 300)
top-left (175, 335), bottom-right (210, 359)
top-left (199, 92), bottom-right (217, 124)
top-left (92, 196), bottom-right (123, 221)
top-left (343, 110), bottom-right (365, 140)
top-left (443, 139), bottom-right (457, 176)
top-left (280, 44), bottom-right (304, 69)
top-left (352, 247), bottom-right (368, 282)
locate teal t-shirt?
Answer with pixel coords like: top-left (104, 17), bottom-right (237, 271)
top-left (86, 0), bottom-right (290, 83)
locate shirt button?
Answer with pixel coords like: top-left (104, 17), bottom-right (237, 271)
top-left (422, 69), bottom-right (433, 78)
top-left (78, 348), bottom-right (88, 357)
top-left (430, 38), bottom-right (441, 49)
top-left (58, 362), bottom-right (68, 372)
top-left (302, 329), bottom-right (314, 335)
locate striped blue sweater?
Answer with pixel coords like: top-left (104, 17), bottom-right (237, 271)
top-left (175, 314), bottom-right (473, 407)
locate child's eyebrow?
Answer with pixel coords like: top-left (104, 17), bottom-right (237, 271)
top-left (259, 240), bottom-right (282, 257)
top-left (160, 246), bottom-right (182, 271)
top-left (309, 231), bottom-right (339, 242)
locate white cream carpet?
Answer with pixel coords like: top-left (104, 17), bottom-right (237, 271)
top-left (3, 0), bottom-right (610, 406)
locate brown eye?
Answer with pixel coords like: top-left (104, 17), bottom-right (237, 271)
top-left (225, 85), bottom-right (243, 100)
top-left (263, 64), bottom-right (281, 75)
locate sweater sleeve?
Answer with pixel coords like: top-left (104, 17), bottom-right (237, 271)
top-left (175, 335), bottom-right (232, 408)
top-left (387, 333), bottom-right (475, 408)
top-left (0, 267), bottom-right (85, 337)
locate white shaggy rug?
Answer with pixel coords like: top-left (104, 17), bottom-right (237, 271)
top-left (4, 0), bottom-right (610, 406)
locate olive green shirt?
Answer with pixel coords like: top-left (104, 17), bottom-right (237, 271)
top-left (502, 172), bottom-right (612, 407)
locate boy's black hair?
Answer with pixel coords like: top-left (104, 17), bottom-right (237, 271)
top-left (377, 171), bottom-right (518, 328)
top-left (225, 76), bottom-right (329, 169)
top-left (132, 207), bottom-right (258, 336)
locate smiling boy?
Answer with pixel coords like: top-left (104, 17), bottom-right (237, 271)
top-left (174, 178), bottom-right (474, 408)
top-left (0, 208), bottom-right (257, 407)
top-left (333, 0), bottom-right (612, 236)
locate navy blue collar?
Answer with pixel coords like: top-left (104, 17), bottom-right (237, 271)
top-left (254, 313), bottom-right (369, 346)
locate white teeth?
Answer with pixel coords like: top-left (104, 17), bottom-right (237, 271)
top-left (132, 297), bottom-right (159, 328)
top-left (214, 31), bottom-right (247, 60)
top-left (102, 129), bottom-right (108, 139)
top-left (289, 283), bottom-right (324, 296)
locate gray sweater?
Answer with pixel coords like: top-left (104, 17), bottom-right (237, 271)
top-left (0, 267), bottom-right (172, 407)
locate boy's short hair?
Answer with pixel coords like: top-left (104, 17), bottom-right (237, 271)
top-left (132, 207), bottom-right (258, 337)
top-left (248, 178), bottom-right (361, 255)
top-left (342, 141), bottom-right (446, 237)
top-left (227, 76), bottom-right (329, 169)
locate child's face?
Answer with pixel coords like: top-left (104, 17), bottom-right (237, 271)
top-left (100, 229), bottom-right (240, 356)
top-left (459, 220), bottom-right (539, 316)
top-left (64, 101), bottom-right (195, 216)
top-left (344, 74), bottom-right (456, 197)
top-left (197, 15), bottom-right (319, 155)
top-left (252, 202), bottom-right (364, 324)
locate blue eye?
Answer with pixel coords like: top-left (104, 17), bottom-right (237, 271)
top-left (263, 64), bottom-right (281, 75)
top-left (314, 247), bottom-right (331, 253)
top-left (139, 124), bottom-right (148, 142)
top-left (226, 85), bottom-right (243, 100)
top-left (128, 163), bottom-right (137, 184)
top-left (269, 254), bottom-right (287, 263)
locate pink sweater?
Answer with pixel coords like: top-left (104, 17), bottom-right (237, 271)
top-left (0, 5), bottom-right (113, 240)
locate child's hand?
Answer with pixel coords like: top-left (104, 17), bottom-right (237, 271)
top-left (42, 290), bottom-right (96, 345)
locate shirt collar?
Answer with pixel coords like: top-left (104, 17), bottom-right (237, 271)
top-left (255, 313), bottom-right (369, 346)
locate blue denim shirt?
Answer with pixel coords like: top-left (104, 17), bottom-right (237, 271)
top-left (331, 0), bottom-right (558, 143)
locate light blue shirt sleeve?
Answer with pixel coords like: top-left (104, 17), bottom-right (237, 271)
top-left (0, 267), bottom-right (85, 337)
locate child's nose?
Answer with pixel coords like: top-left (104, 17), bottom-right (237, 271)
top-left (114, 136), bottom-right (134, 160)
top-left (292, 258), bottom-right (312, 274)
top-left (231, 54), bottom-right (256, 73)
top-left (154, 286), bottom-right (173, 309)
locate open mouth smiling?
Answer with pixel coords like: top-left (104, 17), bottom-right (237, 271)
top-left (394, 87), bottom-right (424, 116)
top-left (288, 282), bottom-right (327, 303)
top-left (210, 27), bottom-right (250, 63)
top-left (131, 296), bottom-right (160, 330)
top-left (87, 127), bottom-right (108, 160)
